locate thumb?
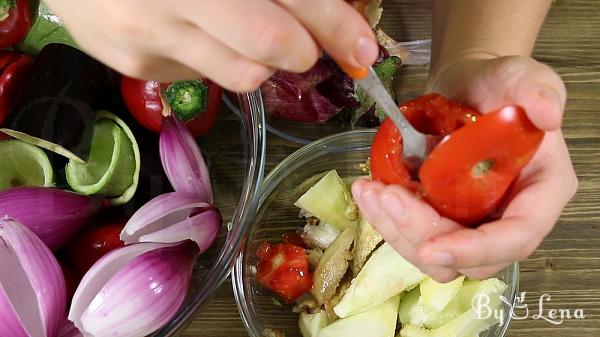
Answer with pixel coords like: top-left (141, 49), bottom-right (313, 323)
top-left (506, 58), bottom-right (566, 131)
top-left (428, 56), bottom-right (566, 131)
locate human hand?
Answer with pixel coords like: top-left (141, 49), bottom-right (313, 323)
top-left (353, 56), bottom-right (578, 282)
top-left (44, 0), bottom-right (378, 91)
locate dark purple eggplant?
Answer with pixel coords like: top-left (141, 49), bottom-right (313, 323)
top-left (0, 43), bottom-right (109, 163)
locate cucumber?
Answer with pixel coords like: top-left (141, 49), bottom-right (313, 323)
top-left (398, 287), bottom-right (462, 329)
top-left (334, 243), bottom-right (426, 318)
top-left (419, 276), bottom-right (465, 312)
top-left (299, 311), bottom-right (329, 337)
top-left (65, 111), bottom-right (140, 205)
top-left (295, 170), bottom-right (357, 230)
top-left (319, 294), bottom-right (400, 337)
top-left (0, 140), bottom-right (53, 191)
top-left (399, 278), bottom-right (508, 337)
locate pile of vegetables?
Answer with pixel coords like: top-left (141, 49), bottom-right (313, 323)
top-left (0, 9), bottom-right (225, 335)
top-left (255, 170), bottom-right (509, 337)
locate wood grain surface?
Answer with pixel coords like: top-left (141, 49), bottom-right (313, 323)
top-left (184, 1), bottom-right (600, 336)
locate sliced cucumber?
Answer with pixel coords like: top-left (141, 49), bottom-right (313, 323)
top-left (0, 140), bottom-right (53, 191)
top-left (320, 294), bottom-right (400, 337)
top-left (334, 243), bottom-right (426, 318)
top-left (299, 310), bottom-right (329, 337)
top-left (419, 276), bottom-right (465, 312)
top-left (398, 287), bottom-right (462, 329)
top-left (65, 111), bottom-right (140, 205)
top-left (295, 170), bottom-right (357, 230)
top-left (399, 278), bottom-right (508, 337)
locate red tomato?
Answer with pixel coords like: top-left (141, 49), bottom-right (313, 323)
top-left (120, 76), bottom-right (222, 137)
top-left (401, 93), bottom-right (480, 136)
top-left (282, 232), bottom-right (308, 249)
top-left (66, 220), bottom-right (125, 273)
top-left (370, 94), bottom-right (543, 226)
top-left (371, 94), bottom-right (479, 188)
top-left (370, 117), bottom-right (416, 188)
top-left (419, 106), bottom-right (544, 226)
top-left (256, 242), bottom-right (313, 302)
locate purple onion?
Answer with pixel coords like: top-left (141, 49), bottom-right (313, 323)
top-left (69, 241), bottom-right (199, 337)
top-left (0, 217), bottom-right (67, 337)
top-left (0, 187), bottom-right (102, 250)
top-left (160, 117), bottom-right (212, 202)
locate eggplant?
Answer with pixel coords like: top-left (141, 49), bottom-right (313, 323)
top-left (1, 43), bottom-right (109, 163)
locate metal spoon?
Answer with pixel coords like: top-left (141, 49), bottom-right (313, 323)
top-left (345, 65), bottom-right (437, 174)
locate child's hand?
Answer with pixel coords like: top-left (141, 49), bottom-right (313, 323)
top-left (353, 56), bottom-right (578, 282)
top-left (44, 0), bottom-right (378, 91)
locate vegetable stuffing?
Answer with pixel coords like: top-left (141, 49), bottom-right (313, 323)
top-left (255, 170), bottom-right (511, 337)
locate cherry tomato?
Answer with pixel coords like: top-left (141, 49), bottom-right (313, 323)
top-left (66, 220), bottom-right (125, 273)
top-left (256, 242), bottom-right (313, 302)
top-left (419, 106), bottom-right (544, 226)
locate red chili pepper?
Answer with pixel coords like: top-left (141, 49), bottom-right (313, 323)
top-left (0, 0), bottom-right (33, 48)
top-left (0, 50), bottom-right (33, 126)
top-left (120, 76), bottom-right (222, 137)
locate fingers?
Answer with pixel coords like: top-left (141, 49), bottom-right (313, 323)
top-left (353, 179), bottom-right (458, 282)
top-left (418, 132), bottom-right (577, 269)
top-left (169, 23), bottom-right (274, 92)
top-left (458, 262), bottom-right (512, 280)
top-left (180, 0), bottom-right (319, 72)
top-left (353, 179), bottom-right (461, 249)
top-left (274, 0), bottom-right (378, 68)
top-left (505, 57), bottom-right (566, 131)
top-left (428, 56), bottom-right (566, 132)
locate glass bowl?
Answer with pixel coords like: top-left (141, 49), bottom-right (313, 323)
top-left (147, 92), bottom-right (266, 336)
top-left (232, 130), bottom-right (519, 337)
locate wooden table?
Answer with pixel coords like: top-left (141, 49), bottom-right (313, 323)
top-left (184, 1), bottom-right (600, 336)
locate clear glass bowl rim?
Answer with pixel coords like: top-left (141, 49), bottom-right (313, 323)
top-left (232, 129), bottom-right (519, 337)
top-left (154, 91), bottom-right (267, 336)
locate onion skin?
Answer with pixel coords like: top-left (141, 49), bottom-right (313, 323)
top-left (138, 206), bottom-right (221, 253)
top-left (69, 241), bottom-right (199, 337)
top-left (160, 116), bottom-right (212, 202)
top-left (0, 187), bottom-right (102, 250)
top-left (0, 217), bottom-right (67, 337)
top-left (120, 192), bottom-right (211, 244)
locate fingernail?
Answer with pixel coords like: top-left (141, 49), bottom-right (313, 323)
top-left (539, 88), bottom-right (564, 110)
top-left (354, 36), bottom-right (379, 67)
top-left (379, 191), bottom-right (406, 221)
top-left (425, 251), bottom-right (455, 267)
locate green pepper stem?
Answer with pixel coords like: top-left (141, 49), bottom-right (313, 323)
top-left (164, 80), bottom-right (208, 122)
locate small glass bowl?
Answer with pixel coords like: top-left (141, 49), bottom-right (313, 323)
top-left (150, 92), bottom-right (266, 336)
top-left (232, 130), bottom-right (519, 337)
